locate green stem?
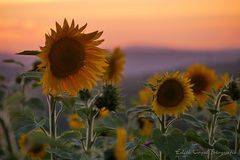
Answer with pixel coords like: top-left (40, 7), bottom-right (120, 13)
top-left (208, 91), bottom-right (223, 160)
top-left (0, 118), bottom-right (13, 154)
top-left (160, 115), bottom-right (166, 160)
top-left (47, 95), bottom-right (57, 160)
top-left (85, 104), bottom-right (98, 150)
top-left (153, 111), bottom-right (162, 129)
top-left (86, 111), bottom-right (94, 150)
top-left (49, 96), bottom-right (57, 139)
top-left (235, 119), bottom-right (240, 153)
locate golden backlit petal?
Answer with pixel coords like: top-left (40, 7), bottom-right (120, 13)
top-left (63, 18), bottom-right (69, 29)
top-left (55, 22), bottom-right (62, 32)
top-left (92, 39), bottom-right (104, 46)
top-left (69, 76), bottom-right (80, 91)
top-left (79, 23), bottom-right (87, 32)
top-left (85, 63), bottom-right (106, 73)
top-left (83, 69), bottom-right (99, 81)
top-left (82, 31), bottom-right (99, 41)
top-left (76, 71), bottom-right (92, 89)
top-left (45, 34), bottom-right (50, 41)
top-left (50, 28), bottom-right (56, 37)
top-left (85, 54), bottom-right (106, 61)
top-left (70, 19), bottom-right (75, 28)
top-left (92, 31), bottom-right (103, 40)
top-left (38, 19), bottom-right (107, 96)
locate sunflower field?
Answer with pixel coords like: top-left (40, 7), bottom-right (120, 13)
top-left (1, 19), bottom-right (240, 160)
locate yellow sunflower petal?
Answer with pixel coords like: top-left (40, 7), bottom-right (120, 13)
top-left (38, 19), bottom-right (107, 96)
top-left (152, 72), bottom-right (195, 117)
top-left (103, 48), bottom-right (125, 85)
top-left (185, 64), bottom-right (217, 108)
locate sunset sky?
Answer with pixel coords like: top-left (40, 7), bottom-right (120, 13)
top-left (1, 0), bottom-right (240, 53)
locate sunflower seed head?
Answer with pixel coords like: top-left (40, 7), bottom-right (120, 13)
top-left (79, 89), bottom-right (91, 101)
top-left (95, 84), bottom-right (120, 111)
top-left (226, 78), bottom-right (240, 101)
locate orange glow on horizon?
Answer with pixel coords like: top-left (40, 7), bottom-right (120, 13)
top-left (0, 0), bottom-right (240, 53)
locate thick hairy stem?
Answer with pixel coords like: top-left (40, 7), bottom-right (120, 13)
top-left (235, 119), bottom-right (240, 153)
top-left (0, 118), bottom-right (13, 154)
top-left (160, 115), bottom-right (166, 160)
top-left (47, 95), bottom-right (57, 139)
top-left (208, 91), bottom-right (223, 160)
top-left (86, 108), bottom-right (95, 150)
top-left (0, 111), bottom-right (17, 155)
top-left (47, 96), bottom-right (57, 160)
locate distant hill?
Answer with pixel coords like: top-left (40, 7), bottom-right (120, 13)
top-left (123, 46), bottom-right (240, 76)
top-left (1, 47), bottom-right (240, 103)
top-left (122, 47), bottom-right (240, 102)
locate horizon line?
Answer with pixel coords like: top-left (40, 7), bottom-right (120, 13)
top-left (1, 45), bottom-right (240, 55)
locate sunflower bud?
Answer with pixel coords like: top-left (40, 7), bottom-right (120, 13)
top-left (79, 89), bottom-right (91, 101)
top-left (31, 60), bottom-right (41, 71)
top-left (226, 78), bottom-right (240, 101)
top-left (95, 84), bottom-right (120, 111)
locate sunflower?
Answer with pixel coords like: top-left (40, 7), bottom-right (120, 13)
top-left (18, 133), bottom-right (48, 160)
top-left (95, 84), bottom-right (120, 111)
top-left (138, 88), bottom-right (152, 105)
top-left (38, 19), bottom-right (107, 96)
top-left (148, 73), bottom-right (161, 86)
top-left (222, 100), bottom-right (238, 117)
top-left (68, 113), bottom-right (85, 129)
top-left (138, 118), bottom-right (154, 136)
top-left (227, 79), bottom-right (240, 101)
top-left (103, 48), bottom-right (125, 85)
top-left (114, 128), bottom-right (128, 160)
top-left (185, 64), bottom-right (217, 108)
top-left (216, 73), bottom-right (230, 91)
top-left (152, 72), bottom-right (195, 117)
top-left (138, 74), bottom-right (161, 105)
top-left (99, 107), bottom-right (110, 118)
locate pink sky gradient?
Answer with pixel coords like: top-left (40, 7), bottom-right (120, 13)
top-left (1, 0), bottom-right (240, 53)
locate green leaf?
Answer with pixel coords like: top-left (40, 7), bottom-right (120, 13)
top-left (3, 91), bottom-right (24, 107)
top-left (216, 154), bottom-right (240, 160)
top-left (216, 139), bottom-right (229, 146)
top-left (213, 140), bottom-right (230, 152)
top-left (16, 50), bottom-right (40, 55)
top-left (49, 148), bottom-right (76, 160)
top-left (60, 130), bottom-right (82, 141)
top-left (181, 113), bottom-right (206, 130)
top-left (35, 119), bottom-right (46, 128)
top-left (76, 108), bottom-right (89, 120)
top-left (153, 129), bottom-right (186, 160)
top-left (60, 96), bottom-right (77, 112)
top-left (127, 105), bottom-right (151, 116)
top-left (32, 82), bottom-right (41, 88)
top-left (16, 118), bottom-right (45, 135)
top-left (185, 129), bottom-right (212, 149)
top-left (207, 108), bottom-right (219, 114)
top-left (143, 82), bottom-right (157, 91)
top-left (24, 97), bottom-right (44, 110)
top-left (218, 112), bottom-right (234, 125)
top-left (131, 145), bottom-right (158, 160)
top-left (20, 71), bottom-right (42, 81)
top-left (95, 127), bottom-right (115, 137)
top-left (2, 59), bottom-right (24, 67)
top-left (221, 130), bottom-right (234, 139)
